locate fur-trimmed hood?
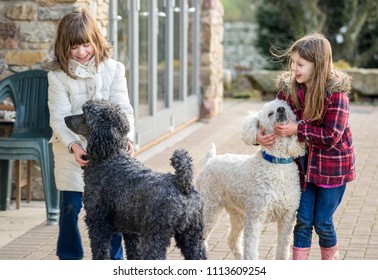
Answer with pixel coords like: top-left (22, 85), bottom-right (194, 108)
top-left (42, 59), bottom-right (62, 72)
top-left (42, 57), bottom-right (97, 77)
top-left (275, 69), bottom-right (352, 97)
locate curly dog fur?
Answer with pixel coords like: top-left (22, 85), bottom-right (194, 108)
top-left (64, 99), bottom-right (206, 260)
top-left (196, 99), bottom-right (306, 260)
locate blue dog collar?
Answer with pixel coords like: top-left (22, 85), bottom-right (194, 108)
top-left (261, 151), bottom-right (294, 164)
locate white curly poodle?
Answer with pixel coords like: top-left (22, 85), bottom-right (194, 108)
top-left (196, 99), bottom-right (306, 260)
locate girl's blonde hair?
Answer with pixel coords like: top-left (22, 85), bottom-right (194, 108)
top-left (273, 33), bottom-right (333, 121)
top-left (54, 8), bottom-right (111, 79)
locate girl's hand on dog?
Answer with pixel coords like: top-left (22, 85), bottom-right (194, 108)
top-left (275, 118), bottom-right (298, 137)
top-left (127, 141), bottom-right (134, 157)
top-left (256, 127), bottom-right (275, 150)
top-left (72, 143), bottom-right (89, 167)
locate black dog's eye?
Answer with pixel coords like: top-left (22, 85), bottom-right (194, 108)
top-left (268, 112), bottom-right (274, 117)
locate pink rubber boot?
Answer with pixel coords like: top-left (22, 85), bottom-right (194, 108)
top-left (320, 244), bottom-right (339, 260)
top-left (292, 246), bottom-right (311, 260)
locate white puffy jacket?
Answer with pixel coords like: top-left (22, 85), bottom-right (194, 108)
top-left (47, 57), bottom-right (135, 192)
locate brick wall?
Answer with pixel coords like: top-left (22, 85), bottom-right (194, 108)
top-left (0, 0), bottom-right (108, 73)
top-left (200, 0), bottom-right (224, 118)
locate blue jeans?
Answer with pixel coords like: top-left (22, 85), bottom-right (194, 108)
top-left (294, 183), bottom-right (346, 248)
top-left (57, 191), bottom-right (124, 260)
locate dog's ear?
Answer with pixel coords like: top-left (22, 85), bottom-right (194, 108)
top-left (87, 126), bottom-right (127, 159)
top-left (241, 111), bottom-right (260, 146)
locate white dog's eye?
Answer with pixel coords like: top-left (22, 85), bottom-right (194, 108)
top-left (268, 112), bottom-right (274, 118)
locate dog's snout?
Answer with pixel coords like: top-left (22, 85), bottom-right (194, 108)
top-left (275, 106), bottom-right (288, 125)
top-left (64, 116), bottom-right (71, 125)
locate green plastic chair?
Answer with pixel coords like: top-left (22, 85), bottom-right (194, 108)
top-left (0, 70), bottom-right (59, 224)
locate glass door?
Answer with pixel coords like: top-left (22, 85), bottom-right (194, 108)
top-left (116, 0), bottom-right (200, 149)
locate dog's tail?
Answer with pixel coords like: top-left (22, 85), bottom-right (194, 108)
top-left (170, 149), bottom-right (194, 195)
top-left (203, 142), bottom-right (217, 165)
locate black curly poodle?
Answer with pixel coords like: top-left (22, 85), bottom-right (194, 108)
top-left (64, 99), bottom-right (206, 260)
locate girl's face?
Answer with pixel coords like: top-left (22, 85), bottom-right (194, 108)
top-left (290, 51), bottom-right (314, 87)
top-left (69, 43), bottom-right (94, 65)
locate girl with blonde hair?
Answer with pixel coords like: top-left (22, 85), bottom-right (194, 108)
top-left (257, 33), bottom-right (356, 260)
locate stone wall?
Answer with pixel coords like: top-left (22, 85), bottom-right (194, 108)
top-left (223, 21), bottom-right (267, 71)
top-left (0, 0), bottom-right (109, 73)
top-left (200, 0), bottom-right (224, 119)
top-left (345, 68), bottom-right (378, 98)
